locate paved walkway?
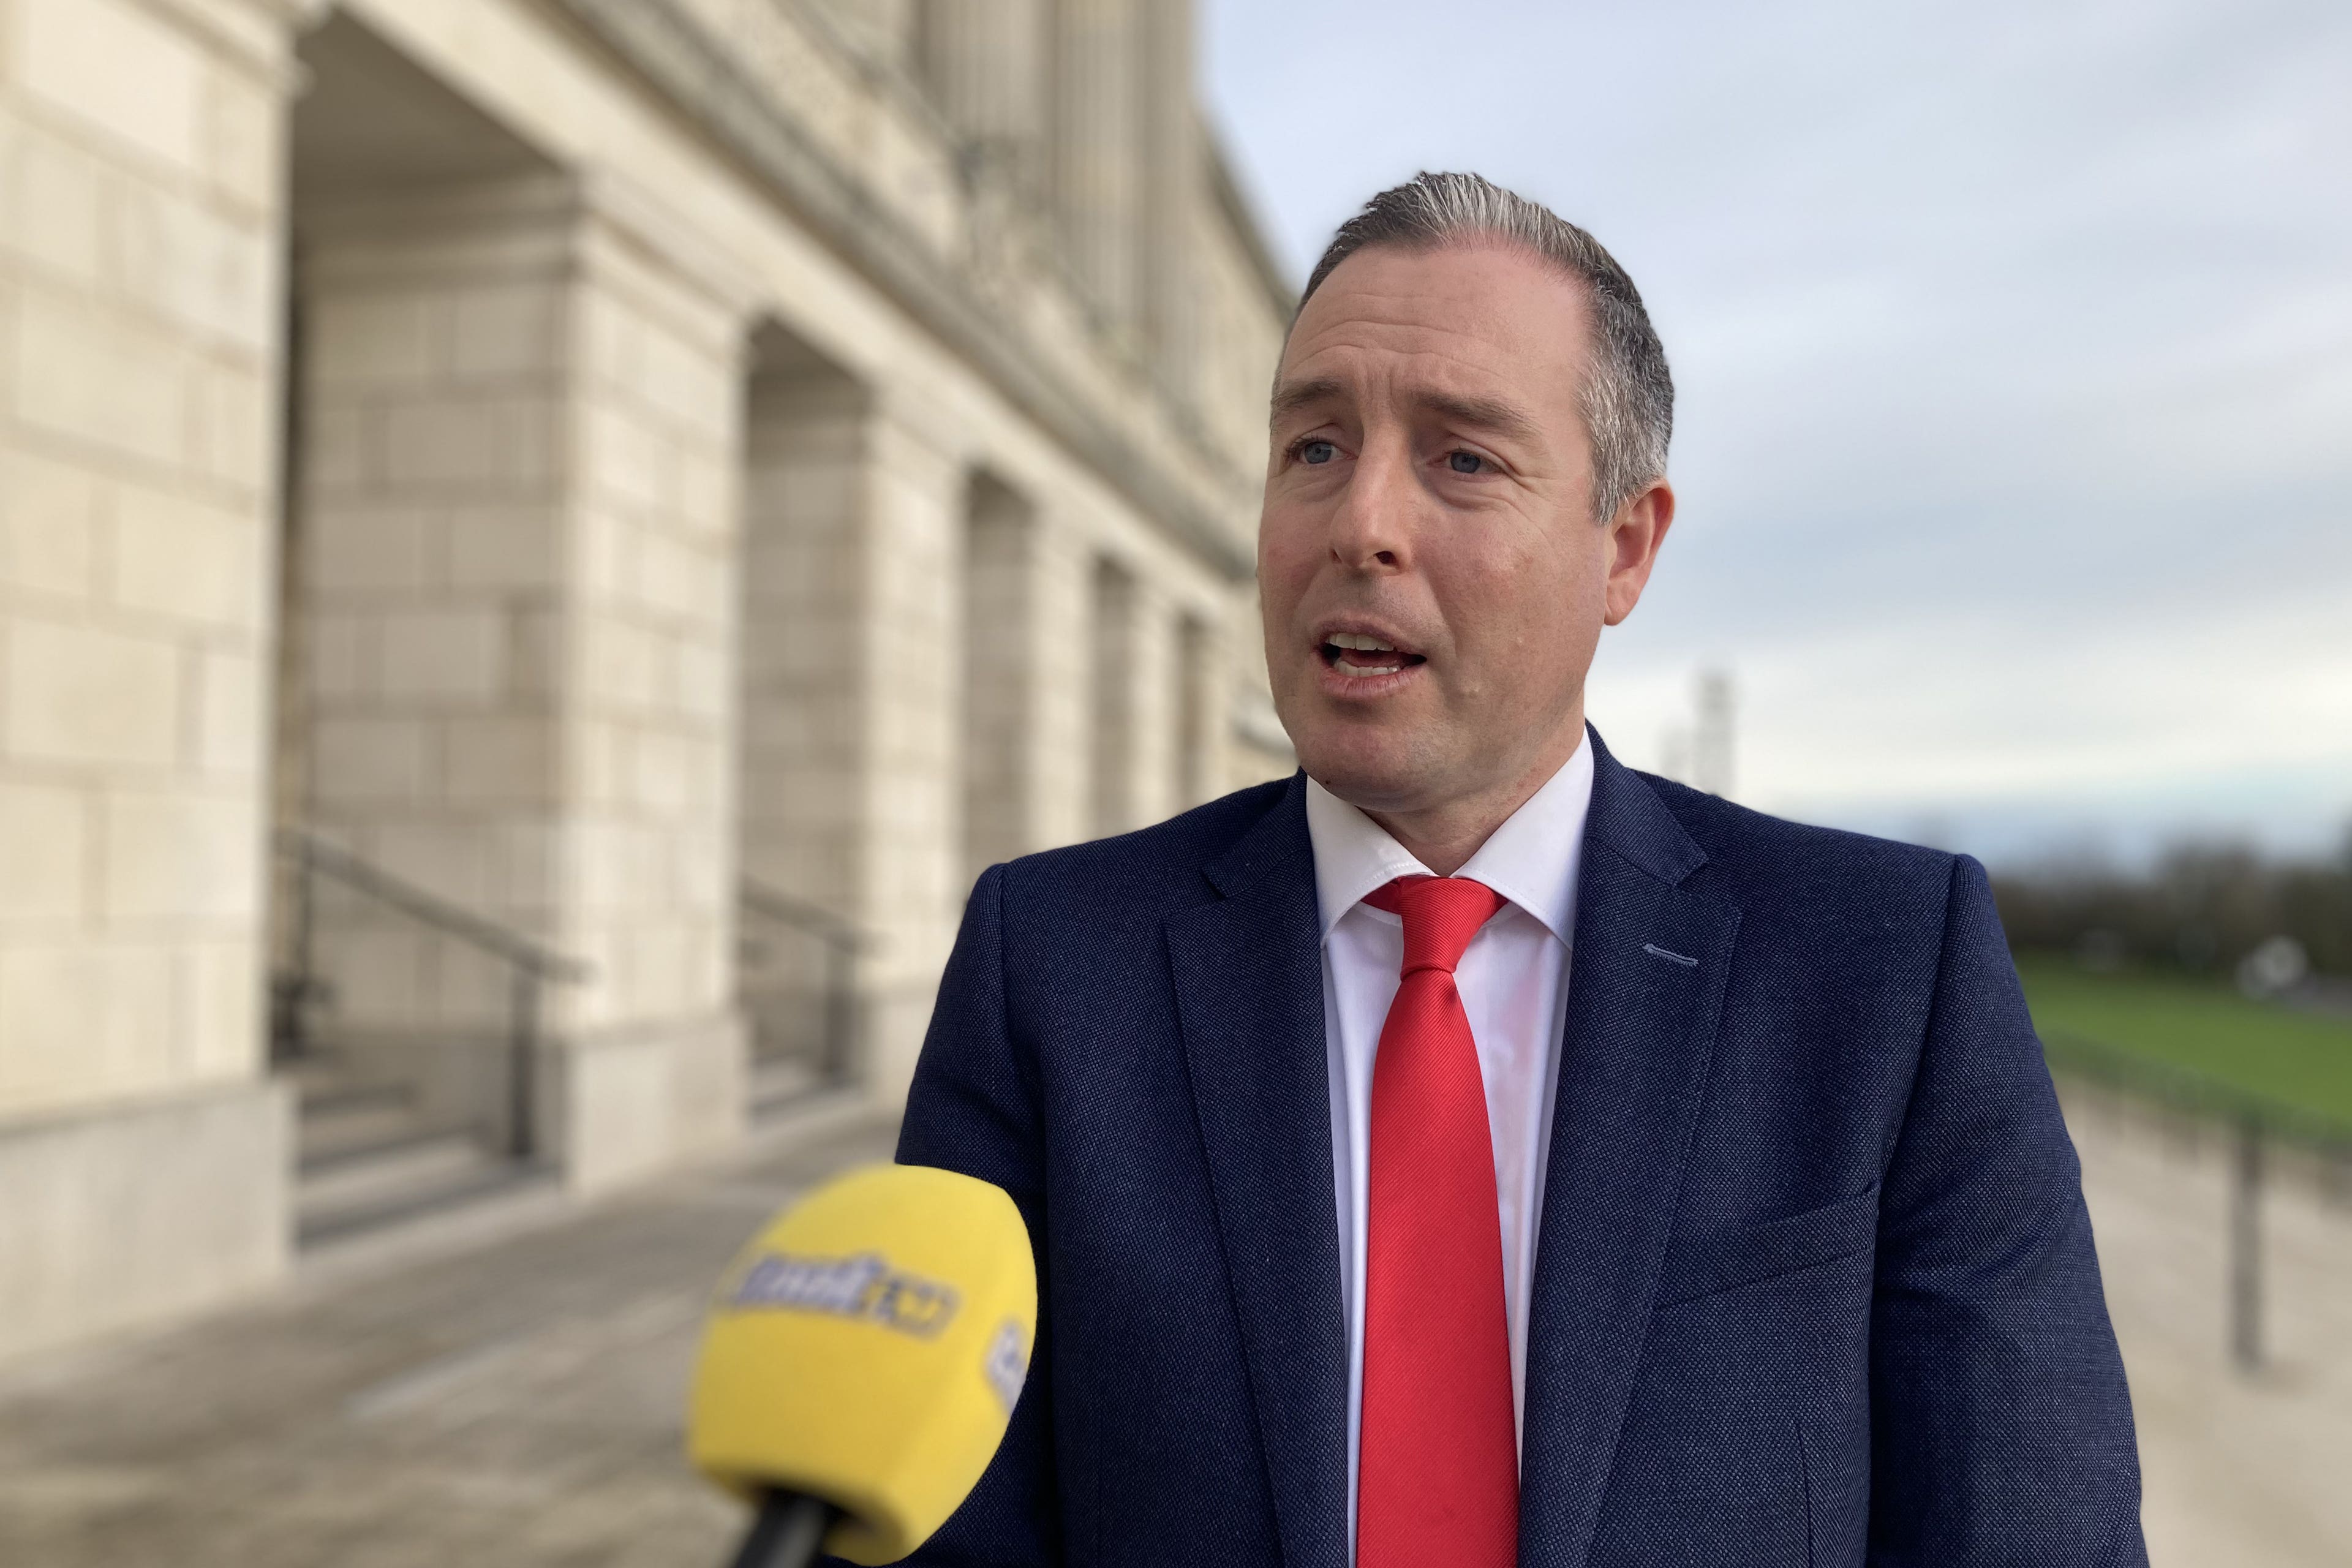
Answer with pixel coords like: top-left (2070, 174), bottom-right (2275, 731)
top-left (2064, 1084), bottom-right (2352, 1565)
top-left (0, 1093), bottom-right (2345, 1565)
top-left (0, 1110), bottom-right (899, 1568)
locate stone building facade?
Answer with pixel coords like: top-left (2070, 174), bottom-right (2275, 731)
top-left (0, 0), bottom-right (1294, 1363)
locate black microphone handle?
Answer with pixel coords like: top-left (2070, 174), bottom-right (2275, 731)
top-left (725, 1490), bottom-right (839, 1568)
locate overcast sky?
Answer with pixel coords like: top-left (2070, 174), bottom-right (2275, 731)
top-left (1200, 0), bottom-right (2352, 867)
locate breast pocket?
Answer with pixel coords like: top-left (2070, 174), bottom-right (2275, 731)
top-left (1654, 1185), bottom-right (1880, 1308)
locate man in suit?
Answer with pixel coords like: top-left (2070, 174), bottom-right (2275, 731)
top-left (889, 173), bottom-right (2146, 1566)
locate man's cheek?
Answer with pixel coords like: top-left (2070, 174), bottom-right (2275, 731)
top-left (1257, 551), bottom-right (1318, 631)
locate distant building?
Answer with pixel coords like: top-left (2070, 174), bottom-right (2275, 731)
top-left (1657, 668), bottom-right (1736, 799)
top-left (0, 0), bottom-right (1292, 1363)
top-left (1691, 669), bottom-right (1736, 799)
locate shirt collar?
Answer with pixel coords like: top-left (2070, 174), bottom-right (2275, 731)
top-left (1302, 731), bottom-right (1594, 949)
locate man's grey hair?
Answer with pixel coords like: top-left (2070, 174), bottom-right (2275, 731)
top-left (1297, 172), bottom-right (1673, 524)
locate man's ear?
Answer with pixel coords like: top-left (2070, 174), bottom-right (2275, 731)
top-left (1602, 478), bottom-right (1675, 627)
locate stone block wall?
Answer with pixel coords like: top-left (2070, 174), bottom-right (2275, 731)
top-left (0, 0), bottom-right (298, 1360)
top-left (289, 173), bottom-right (751, 1182)
top-left (0, 0), bottom-right (284, 1120)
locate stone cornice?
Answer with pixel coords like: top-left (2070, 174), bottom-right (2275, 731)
top-left (132, 0), bottom-right (321, 85)
top-left (549, 0), bottom-right (1257, 582)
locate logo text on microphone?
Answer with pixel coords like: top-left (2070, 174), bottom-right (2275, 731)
top-left (728, 1250), bottom-right (960, 1338)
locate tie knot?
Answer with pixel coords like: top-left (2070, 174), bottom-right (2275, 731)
top-left (1362, 875), bottom-right (1506, 975)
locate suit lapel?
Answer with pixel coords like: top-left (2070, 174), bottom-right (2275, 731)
top-left (1168, 775), bottom-right (1350, 1568)
top-left (1518, 739), bottom-right (1741, 1567)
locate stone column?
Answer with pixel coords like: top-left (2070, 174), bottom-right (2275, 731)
top-left (741, 366), bottom-right (966, 1108)
top-left (1087, 559), bottom-right (1132, 835)
top-left (1126, 581), bottom-right (1180, 829)
top-left (294, 174), bottom-right (752, 1194)
top-left (962, 480), bottom-right (1091, 883)
top-left (1138, 0), bottom-right (1200, 402)
top-left (962, 477), bottom-right (1035, 880)
top-left (918, 0), bottom-right (1046, 190)
top-left (1027, 516), bottom-right (1096, 848)
top-left (1088, 557), bottom-right (1178, 834)
top-left (1049, 0), bottom-right (1142, 334)
top-left (861, 409), bottom-right (967, 1101)
top-left (0, 0), bottom-right (303, 1365)
top-left (1172, 607), bottom-right (1224, 811)
top-left (809, 0), bottom-right (919, 71)
top-left (1226, 575), bottom-right (1298, 792)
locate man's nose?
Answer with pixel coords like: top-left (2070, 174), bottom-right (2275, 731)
top-left (1327, 439), bottom-right (1415, 573)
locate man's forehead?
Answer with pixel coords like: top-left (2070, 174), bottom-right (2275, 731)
top-left (1275, 242), bottom-right (1589, 413)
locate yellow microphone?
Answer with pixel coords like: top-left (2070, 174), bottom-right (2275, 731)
top-left (687, 1163), bottom-right (1037, 1568)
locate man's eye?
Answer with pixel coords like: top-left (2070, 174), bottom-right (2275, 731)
top-left (1300, 439), bottom-right (1337, 466)
top-left (1447, 450), bottom-right (1486, 474)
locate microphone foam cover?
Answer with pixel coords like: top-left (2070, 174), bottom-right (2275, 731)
top-left (687, 1163), bottom-right (1036, 1564)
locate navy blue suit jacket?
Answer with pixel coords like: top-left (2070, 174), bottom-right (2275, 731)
top-left (886, 732), bottom-right (2146, 1566)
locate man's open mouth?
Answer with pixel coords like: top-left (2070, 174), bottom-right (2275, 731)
top-left (1319, 632), bottom-right (1427, 678)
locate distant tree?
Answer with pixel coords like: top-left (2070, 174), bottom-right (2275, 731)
top-left (1991, 832), bottom-right (2352, 979)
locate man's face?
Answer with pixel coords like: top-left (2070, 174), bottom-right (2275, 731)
top-left (1259, 241), bottom-right (1670, 818)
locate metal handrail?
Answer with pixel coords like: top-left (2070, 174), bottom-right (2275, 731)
top-left (278, 827), bottom-right (589, 981)
top-left (739, 876), bottom-right (862, 1085)
top-left (274, 826), bottom-right (592, 1160)
top-left (739, 878), bottom-right (864, 953)
top-left (2040, 1026), bottom-right (2352, 1373)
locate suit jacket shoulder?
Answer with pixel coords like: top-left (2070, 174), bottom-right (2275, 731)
top-left (1640, 767), bottom-right (1956, 918)
top-left (987, 775), bottom-right (1292, 923)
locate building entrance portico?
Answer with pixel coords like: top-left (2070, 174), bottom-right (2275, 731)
top-left (273, 13), bottom-right (753, 1237)
top-left (0, 0), bottom-right (1295, 1365)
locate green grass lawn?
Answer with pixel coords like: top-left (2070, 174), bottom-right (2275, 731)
top-left (2013, 951), bottom-right (2352, 1134)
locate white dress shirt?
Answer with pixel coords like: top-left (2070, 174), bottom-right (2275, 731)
top-left (1305, 736), bottom-right (1594, 1551)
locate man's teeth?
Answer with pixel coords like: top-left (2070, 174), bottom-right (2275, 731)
top-left (1326, 633), bottom-right (1406, 676)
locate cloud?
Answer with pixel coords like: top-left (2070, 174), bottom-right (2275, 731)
top-left (1205, 0), bottom-right (2352, 856)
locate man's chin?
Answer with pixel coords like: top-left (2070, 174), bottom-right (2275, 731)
top-left (1290, 731), bottom-right (1439, 816)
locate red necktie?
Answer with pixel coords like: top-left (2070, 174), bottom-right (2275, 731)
top-left (1357, 875), bottom-right (1517, 1568)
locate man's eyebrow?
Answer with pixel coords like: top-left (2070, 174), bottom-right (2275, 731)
top-left (1268, 376), bottom-right (1346, 427)
top-left (1267, 377), bottom-right (1546, 448)
top-left (1414, 390), bottom-right (1544, 447)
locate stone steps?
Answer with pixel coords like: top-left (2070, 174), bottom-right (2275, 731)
top-left (287, 1052), bottom-right (857, 1254)
top-left (748, 1053), bottom-right (827, 1119)
top-left (288, 1063), bottom-right (541, 1251)
top-left (297, 1082), bottom-right (419, 1166)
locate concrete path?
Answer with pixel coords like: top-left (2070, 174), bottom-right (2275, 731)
top-left (0, 1110), bottom-right (899, 1568)
top-left (0, 1093), bottom-right (2345, 1565)
top-left (2065, 1084), bottom-right (2352, 1566)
